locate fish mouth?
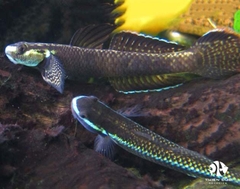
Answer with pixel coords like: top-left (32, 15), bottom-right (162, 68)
top-left (71, 96), bottom-right (86, 113)
top-left (5, 45), bottom-right (18, 64)
top-left (71, 96), bottom-right (89, 125)
top-left (71, 96), bottom-right (84, 120)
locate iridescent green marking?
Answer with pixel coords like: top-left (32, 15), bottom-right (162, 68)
top-left (234, 10), bottom-right (240, 33)
top-left (118, 83), bottom-right (182, 94)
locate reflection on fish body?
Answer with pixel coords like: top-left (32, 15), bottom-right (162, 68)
top-left (71, 95), bottom-right (240, 186)
top-left (5, 25), bottom-right (240, 93)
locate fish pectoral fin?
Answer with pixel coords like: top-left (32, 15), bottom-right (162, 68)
top-left (109, 73), bottom-right (198, 93)
top-left (94, 134), bottom-right (117, 160)
top-left (70, 24), bottom-right (116, 49)
top-left (40, 54), bottom-right (66, 93)
top-left (109, 32), bottom-right (185, 53)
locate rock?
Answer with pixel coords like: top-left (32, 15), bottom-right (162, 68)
top-left (16, 133), bottom-right (153, 189)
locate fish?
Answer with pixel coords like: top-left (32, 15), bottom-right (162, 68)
top-left (113, 0), bottom-right (240, 36)
top-left (5, 24), bottom-right (240, 93)
top-left (71, 95), bottom-right (240, 186)
top-left (3, 24), bottom-right (187, 93)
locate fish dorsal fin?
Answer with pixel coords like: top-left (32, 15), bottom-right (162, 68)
top-left (70, 24), bottom-right (115, 49)
top-left (109, 32), bottom-right (185, 53)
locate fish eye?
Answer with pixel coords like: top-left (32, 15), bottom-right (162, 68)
top-left (17, 43), bottom-right (27, 55)
top-left (80, 113), bottom-right (87, 119)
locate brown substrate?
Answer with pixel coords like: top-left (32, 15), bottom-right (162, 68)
top-left (1, 53), bottom-right (240, 188)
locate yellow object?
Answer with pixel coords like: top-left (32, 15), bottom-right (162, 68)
top-left (113, 0), bottom-right (240, 36)
top-left (113, 0), bottom-right (193, 35)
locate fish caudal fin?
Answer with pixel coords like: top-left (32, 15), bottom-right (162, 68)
top-left (191, 28), bottom-right (240, 78)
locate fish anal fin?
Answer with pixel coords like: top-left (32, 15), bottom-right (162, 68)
top-left (109, 32), bottom-right (185, 53)
top-left (70, 24), bottom-right (116, 49)
top-left (40, 54), bottom-right (66, 93)
top-left (109, 73), bottom-right (199, 93)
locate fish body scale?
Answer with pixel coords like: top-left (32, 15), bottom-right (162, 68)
top-left (42, 44), bottom-right (195, 77)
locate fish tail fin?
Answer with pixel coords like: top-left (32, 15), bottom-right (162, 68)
top-left (191, 28), bottom-right (240, 78)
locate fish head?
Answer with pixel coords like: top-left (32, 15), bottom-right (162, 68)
top-left (71, 96), bottom-right (108, 136)
top-left (5, 42), bottom-right (47, 67)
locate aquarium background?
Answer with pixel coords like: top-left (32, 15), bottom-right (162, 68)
top-left (0, 0), bottom-right (240, 189)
